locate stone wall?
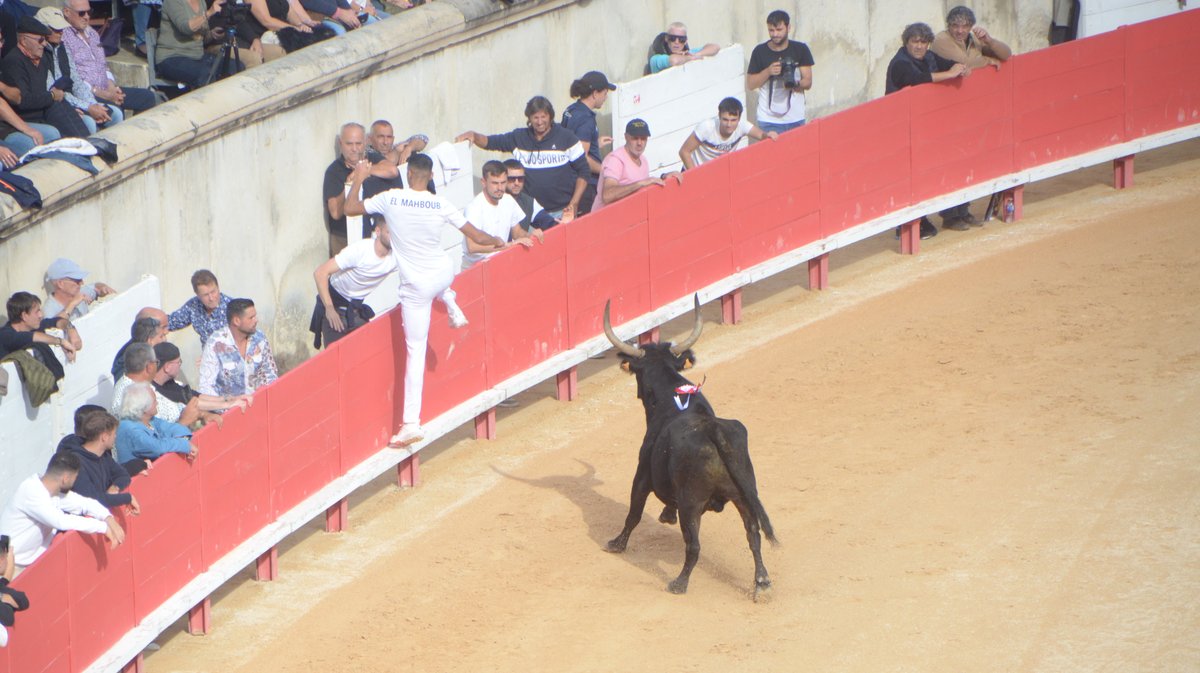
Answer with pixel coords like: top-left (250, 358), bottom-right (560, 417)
top-left (0, 0), bottom-right (1051, 373)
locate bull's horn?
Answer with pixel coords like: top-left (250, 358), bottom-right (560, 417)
top-left (669, 295), bottom-right (703, 356)
top-left (603, 300), bottom-right (645, 358)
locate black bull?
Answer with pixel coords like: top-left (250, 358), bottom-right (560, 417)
top-left (602, 298), bottom-right (777, 597)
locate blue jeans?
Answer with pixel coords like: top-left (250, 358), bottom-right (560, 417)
top-left (757, 120), bottom-right (806, 135)
top-left (158, 54), bottom-right (244, 89)
top-left (4, 123), bottom-right (62, 156)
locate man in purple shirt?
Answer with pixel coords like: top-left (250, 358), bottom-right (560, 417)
top-left (60, 0), bottom-right (157, 117)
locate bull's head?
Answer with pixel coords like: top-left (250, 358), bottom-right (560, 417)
top-left (603, 296), bottom-right (703, 378)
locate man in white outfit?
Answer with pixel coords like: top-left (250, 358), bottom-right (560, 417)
top-left (461, 160), bottom-right (537, 272)
top-left (345, 153), bottom-right (508, 447)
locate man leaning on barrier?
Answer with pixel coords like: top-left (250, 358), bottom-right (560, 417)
top-left (0, 290), bottom-right (81, 362)
top-left (310, 219), bottom-right (397, 348)
top-left (0, 451), bottom-right (125, 574)
top-left (591, 119), bottom-right (681, 213)
top-left (647, 21), bottom-right (720, 75)
top-left (57, 407), bottom-right (144, 513)
top-left (199, 297), bottom-right (278, 398)
top-left (679, 96), bottom-right (776, 171)
top-left (930, 5), bottom-right (1012, 231)
top-left (40, 257), bottom-right (116, 321)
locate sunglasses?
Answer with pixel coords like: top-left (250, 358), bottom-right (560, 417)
top-left (507, 175), bottom-right (526, 182)
top-left (23, 35), bottom-right (46, 44)
top-left (71, 7), bottom-right (91, 15)
top-left (666, 34), bottom-right (687, 43)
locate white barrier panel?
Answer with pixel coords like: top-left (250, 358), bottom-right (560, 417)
top-left (0, 276), bottom-right (161, 507)
top-left (362, 141), bottom-right (476, 315)
top-left (611, 44), bottom-right (746, 176)
top-left (1078, 0), bottom-right (1199, 37)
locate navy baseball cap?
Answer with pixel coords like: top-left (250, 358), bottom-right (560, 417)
top-left (625, 119), bottom-right (651, 138)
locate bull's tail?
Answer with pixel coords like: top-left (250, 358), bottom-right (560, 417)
top-left (708, 420), bottom-right (778, 545)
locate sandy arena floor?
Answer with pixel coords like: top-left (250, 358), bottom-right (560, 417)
top-left (145, 140), bottom-right (1200, 673)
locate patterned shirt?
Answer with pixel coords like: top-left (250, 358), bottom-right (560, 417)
top-left (198, 326), bottom-right (278, 397)
top-left (61, 26), bottom-right (112, 94)
top-left (168, 293), bottom-right (232, 347)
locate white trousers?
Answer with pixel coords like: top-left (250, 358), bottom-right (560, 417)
top-left (399, 262), bottom-right (458, 425)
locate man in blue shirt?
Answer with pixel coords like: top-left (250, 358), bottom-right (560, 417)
top-left (167, 269), bottom-right (233, 348)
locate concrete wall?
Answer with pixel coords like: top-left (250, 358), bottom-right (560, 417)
top-left (0, 0), bottom-right (1051, 373)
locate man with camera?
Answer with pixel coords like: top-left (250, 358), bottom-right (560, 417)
top-left (745, 9), bottom-right (814, 135)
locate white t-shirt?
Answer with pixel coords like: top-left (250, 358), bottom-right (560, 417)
top-left (0, 474), bottom-right (110, 566)
top-left (363, 188), bottom-right (466, 277)
top-left (690, 116), bottom-right (753, 166)
top-left (330, 237), bottom-right (399, 300)
top-left (461, 192), bottom-right (524, 271)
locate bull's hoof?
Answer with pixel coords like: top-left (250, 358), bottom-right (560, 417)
top-left (604, 538), bottom-right (627, 554)
top-left (667, 578), bottom-right (689, 594)
top-left (658, 506), bottom-right (677, 525)
top-left (753, 580), bottom-right (773, 603)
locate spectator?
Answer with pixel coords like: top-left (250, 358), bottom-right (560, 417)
top-left (366, 120), bottom-right (428, 167)
top-left (129, 0), bottom-right (162, 61)
top-left (0, 17), bottom-right (89, 139)
top-left (56, 407), bottom-right (142, 513)
top-left (0, 290), bottom-right (80, 362)
top-left (152, 341), bottom-right (250, 412)
top-left (0, 451), bottom-right (125, 571)
top-left (503, 158), bottom-right (558, 232)
top-left (592, 119), bottom-right (681, 213)
top-left (886, 22), bottom-right (967, 241)
top-left (678, 97), bottom-right (777, 170)
top-left (37, 7), bottom-right (114, 135)
top-left (323, 122), bottom-right (401, 255)
top-left (167, 269), bottom-right (233, 348)
top-left (40, 257), bottom-right (116, 321)
top-left (198, 297), bottom-right (278, 397)
top-left (111, 341), bottom-right (221, 427)
top-left (242, 0), bottom-right (334, 63)
top-left (344, 153), bottom-right (507, 447)
top-left (56, 403), bottom-right (150, 477)
top-left (110, 309), bottom-right (168, 380)
top-left (156, 0), bottom-right (245, 89)
top-left (60, 0), bottom-right (158, 118)
top-left (745, 10), bottom-right (815, 134)
top-left (0, 92), bottom-right (49, 162)
top-left (0, 540), bottom-right (30, 647)
top-left (455, 95), bottom-right (589, 222)
top-left (647, 21), bottom-right (720, 74)
top-left (931, 5), bottom-right (1012, 231)
top-left (115, 381), bottom-right (196, 464)
top-left (310, 220), bottom-right (396, 348)
top-left (562, 71), bottom-right (615, 216)
top-left (461, 160), bottom-right (536, 272)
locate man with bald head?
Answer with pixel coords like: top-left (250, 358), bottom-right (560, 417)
top-left (323, 122), bottom-right (401, 256)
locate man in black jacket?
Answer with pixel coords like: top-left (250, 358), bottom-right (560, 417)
top-left (0, 16), bottom-right (87, 139)
top-left (56, 405), bottom-right (145, 512)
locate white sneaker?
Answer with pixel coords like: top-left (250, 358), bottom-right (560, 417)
top-left (447, 303), bottom-right (468, 329)
top-left (389, 423), bottom-right (424, 447)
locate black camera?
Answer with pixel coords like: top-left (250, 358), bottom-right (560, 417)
top-left (0, 534), bottom-right (9, 555)
top-left (779, 56), bottom-right (800, 89)
top-left (210, 0), bottom-right (252, 30)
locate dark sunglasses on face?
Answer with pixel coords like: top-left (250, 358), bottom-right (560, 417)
top-left (666, 34), bottom-right (687, 43)
top-left (71, 7), bottom-right (91, 15)
top-left (508, 175), bottom-right (525, 182)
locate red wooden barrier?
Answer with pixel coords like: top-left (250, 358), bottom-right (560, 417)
top-left (564, 194), bottom-right (652, 348)
top-left (63, 514), bottom-right (136, 673)
top-left (127, 456), bottom-right (205, 623)
top-left (336, 316), bottom-right (397, 470)
top-left (481, 231), bottom-right (570, 386)
top-left (6, 538), bottom-right (71, 673)
top-left (819, 92), bottom-right (913, 236)
top-left (728, 120), bottom-right (822, 269)
top-left (908, 66), bottom-right (1015, 203)
top-left (1124, 11), bottom-right (1200, 138)
top-left (1012, 30), bottom-right (1127, 169)
top-left (197, 389), bottom-right (272, 563)
top-left (268, 355), bottom-right (342, 517)
top-left (645, 161), bottom-right (735, 307)
top-left (416, 264), bottom-right (489, 423)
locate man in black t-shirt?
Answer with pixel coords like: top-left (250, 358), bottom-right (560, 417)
top-left (322, 122), bottom-right (401, 256)
top-left (0, 291), bottom-right (80, 360)
top-left (746, 9), bottom-right (815, 134)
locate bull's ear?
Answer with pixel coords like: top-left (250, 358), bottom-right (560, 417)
top-left (682, 357), bottom-right (694, 370)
